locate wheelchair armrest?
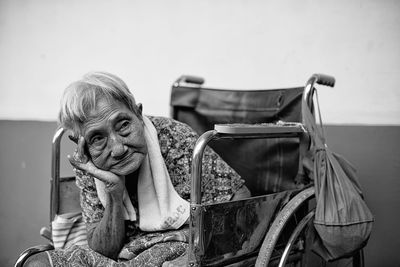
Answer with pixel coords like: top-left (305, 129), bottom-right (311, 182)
top-left (14, 244), bottom-right (54, 267)
top-left (191, 124), bottom-right (310, 205)
top-left (214, 122), bottom-right (305, 136)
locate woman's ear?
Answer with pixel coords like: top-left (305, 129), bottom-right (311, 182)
top-left (137, 103), bottom-right (143, 115)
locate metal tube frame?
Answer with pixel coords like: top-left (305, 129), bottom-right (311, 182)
top-left (14, 244), bottom-right (54, 267)
top-left (50, 127), bottom-right (66, 222)
top-left (278, 211), bottom-right (315, 267)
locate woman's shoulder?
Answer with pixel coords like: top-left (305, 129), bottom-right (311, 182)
top-left (147, 115), bottom-right (197, 138)
top-left (147, 116), bottom-right (198, 158)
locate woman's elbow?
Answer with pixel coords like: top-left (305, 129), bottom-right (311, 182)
top-left (86, 226), bottom-right (120, 260)
top-left (231, 185), bottom-right (251, 201)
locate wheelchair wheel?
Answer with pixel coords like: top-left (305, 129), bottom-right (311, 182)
top-left (255, 186), bottom-right (365, 267)
top-left (255, 187), bottom-right (314, 267)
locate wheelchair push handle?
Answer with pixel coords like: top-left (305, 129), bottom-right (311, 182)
top-left (303, 73), bottom-right (335, 105)
top-left (173, 75), bottom-right (205, 87)
top-left (307, 73), bottom-right (335, 88)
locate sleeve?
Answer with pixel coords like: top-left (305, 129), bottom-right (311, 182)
top-left (156, 117), bottom-right (245, 204)
top-left (75, 171), bottom-right (105, 225)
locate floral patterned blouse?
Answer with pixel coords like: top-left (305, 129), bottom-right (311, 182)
top-left (75, 116), bottom-right (245, 236)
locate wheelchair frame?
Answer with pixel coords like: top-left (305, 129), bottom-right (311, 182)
top-left (173, 74), bottom-right (363, 267)
top-left (15, 74), bottom-right (364, 267)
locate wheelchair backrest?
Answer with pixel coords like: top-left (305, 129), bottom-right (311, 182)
top-left (170, 80), bottom-right (307, 196)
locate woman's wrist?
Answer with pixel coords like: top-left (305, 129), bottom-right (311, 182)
top-left (106, 190), bottom-right (124, 204)
top-left (104, 175), bottom-right (126, 201)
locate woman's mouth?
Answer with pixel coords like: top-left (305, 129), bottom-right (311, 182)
top-left (110, 150), bottom-right (145, 175)
top-left (113, 150), bottom-right (130, 161)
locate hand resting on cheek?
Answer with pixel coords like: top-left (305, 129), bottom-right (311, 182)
top-left (68, 136), bottom-right (125, 197)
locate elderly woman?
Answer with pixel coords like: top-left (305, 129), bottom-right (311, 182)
top-left (25, 72), bottom-right (250, 267)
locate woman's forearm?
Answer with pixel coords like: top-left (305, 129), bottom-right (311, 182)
top-left (87, 193), bottom-right (125, 260)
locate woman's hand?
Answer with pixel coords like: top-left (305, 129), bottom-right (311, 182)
top-left (69, 136), bottom-right (127, 259)
top-left (68, 136), bottom-right (125, 196)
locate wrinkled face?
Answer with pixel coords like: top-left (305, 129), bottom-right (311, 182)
top-left (82, 98), bottom-right (147, 176)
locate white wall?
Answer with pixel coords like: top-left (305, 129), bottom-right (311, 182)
top-left (0, 0), bottom-right (399, 124)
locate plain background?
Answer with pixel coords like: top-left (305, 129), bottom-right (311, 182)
top-left (0, 0), bottom-right (399, 124)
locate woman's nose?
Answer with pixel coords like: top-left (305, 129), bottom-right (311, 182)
top-left (110, 137), bottom-right (128, 159)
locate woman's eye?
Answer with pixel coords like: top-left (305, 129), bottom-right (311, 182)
top-left (91, 136), bottom-right (105, 146)
top-left (119, 120), bottom-right (131, 131)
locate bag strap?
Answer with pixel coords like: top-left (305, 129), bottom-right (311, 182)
top-left (314, 90), bottom-right (326, 144)
top-left (301, 89), bottom-right (326, 149)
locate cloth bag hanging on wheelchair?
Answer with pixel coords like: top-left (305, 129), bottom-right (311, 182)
top-left (302, 98), bottom-right (374, 261)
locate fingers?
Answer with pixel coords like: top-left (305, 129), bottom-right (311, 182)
top-left (68, 134), bottom-right (78, 144)
top-left (68, 136), bottom-right (123, 186)
top-left (68, 154), bottom-right (120, 185)
top-left (76, 136), bottom-right (89, 163)
top-left (68, 154), bottom-right (88, 176)
top-left (88, 167), bottom-right (120, 185)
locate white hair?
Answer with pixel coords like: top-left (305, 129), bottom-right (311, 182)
top-left (58, 71), bottom-right (139, 137)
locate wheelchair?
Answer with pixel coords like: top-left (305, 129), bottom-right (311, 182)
top-left (15, 74), bottom-right (365, 267)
